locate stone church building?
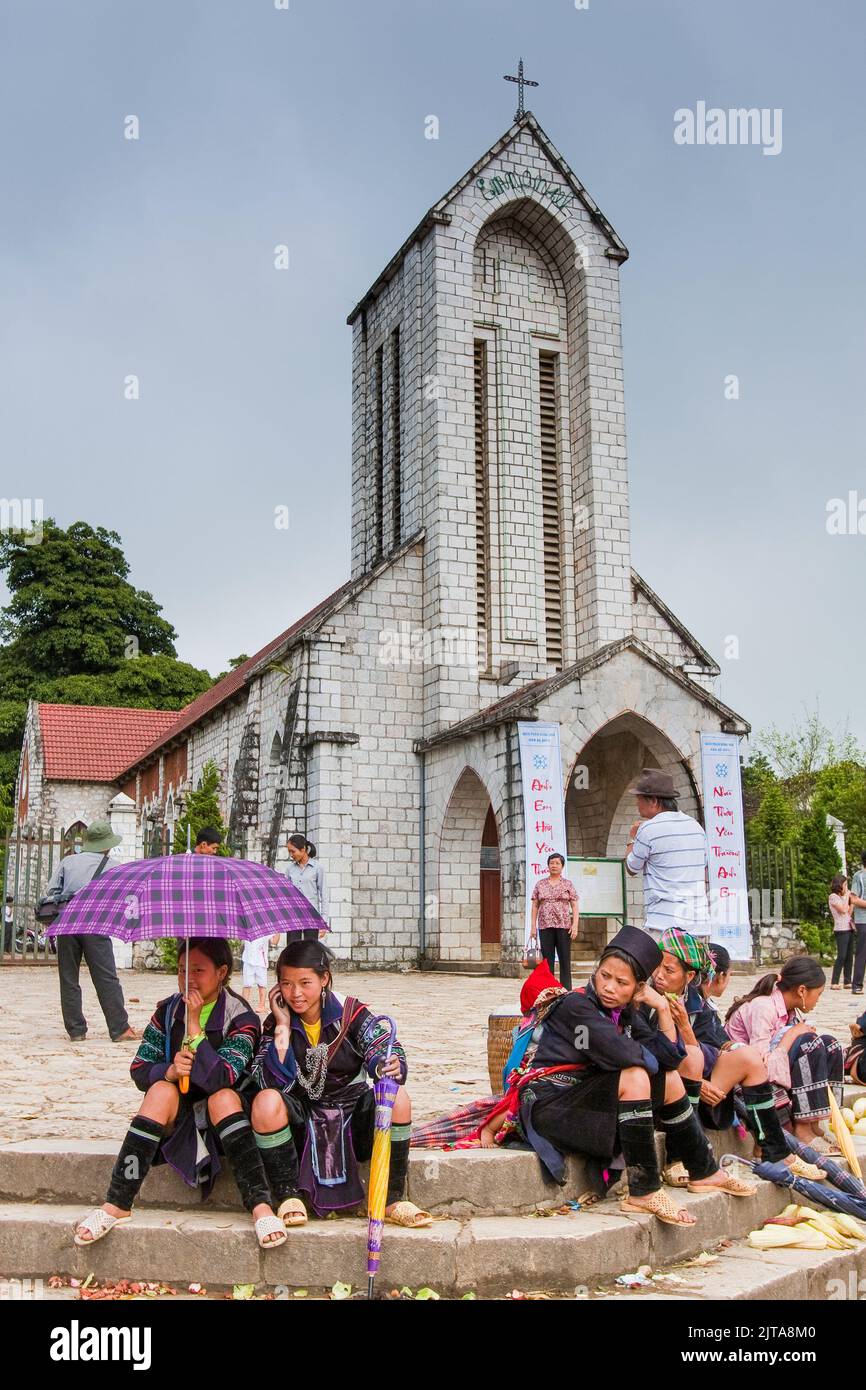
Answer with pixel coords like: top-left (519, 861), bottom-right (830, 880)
top-left (15, 111), bottom-right (748, 970)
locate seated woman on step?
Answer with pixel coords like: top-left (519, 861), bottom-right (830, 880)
top-left (649, 930), bottom-right (825, 1184)
top-left (74, 939), bottom-right (291, 1251)
top-left (411, 959), bottom-right (568, 1151)
top-left (725, 955), bottom-right (843, 1156)
top-left (845, 1006), bottom-right (866, 1084)
top-left (519, 925), bottom-right (756, 1226)
top-left (248, 939), bottom-right (431, 1230)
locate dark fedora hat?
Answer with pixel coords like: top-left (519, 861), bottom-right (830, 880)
top-left (627, 767), bottom-right (680, 800)
top-left (601, 924), bottom-right (662, 980)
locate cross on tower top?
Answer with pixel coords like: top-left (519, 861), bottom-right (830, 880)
top-left (503, 58), bottom-right (539, 121)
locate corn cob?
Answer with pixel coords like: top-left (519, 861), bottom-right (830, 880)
top-left (748, 1225), bottom-right (828, 1250)
top-left (801, 1218), bottom-right (853, 1250)
top-left (830, 1213), bottom-right (866, 1242)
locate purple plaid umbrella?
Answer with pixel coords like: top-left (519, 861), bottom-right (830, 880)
top-left (49, 853), bottom-right (327, 942)
top-left (50, 853), bottom-right (327, 1093)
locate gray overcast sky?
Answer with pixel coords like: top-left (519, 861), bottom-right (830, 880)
top-left (2, 0), bottom-right (864, 747)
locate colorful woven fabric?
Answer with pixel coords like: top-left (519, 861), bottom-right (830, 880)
top-left (49, 854), bottom-right (325, 940)
top-left (658, 927), bottom-right (715, 981)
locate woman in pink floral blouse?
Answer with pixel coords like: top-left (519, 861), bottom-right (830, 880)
top-left (530, 853), bottom-right (580, 989)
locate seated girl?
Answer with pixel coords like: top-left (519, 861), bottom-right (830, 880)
top-left (725, 955), bottom-right (843, 1156)
top-left (411, 959), bottom-right (567, 1151)
top-left (844, 1007), bottom-right (866, 1084)
top-left (518, 925), bottom-right (756, 1227)
top-left (75, 939), bottom-right (289, 1250)
top-left (249, 940), bottom-right (431, 1229)
top-left (651, 929), bottom-right (824, 1183)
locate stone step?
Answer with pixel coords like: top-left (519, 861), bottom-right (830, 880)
top-left (594, 1231), bottom-right (866, 1302)
top-left (420, 962), bottom-right (506, 977)
top-left (0, 1130), bottom-right (755, 1218)
top-left (0, 1178), bottom-right (792, 1296)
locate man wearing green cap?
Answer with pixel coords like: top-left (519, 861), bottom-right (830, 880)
top-left (44, 820), bottom-right (139, 1043)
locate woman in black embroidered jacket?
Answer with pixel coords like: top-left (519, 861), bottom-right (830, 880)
top-left (519, 925), bottom-right (754, 1225)
top-left (249, 939), bottom-right (432, 1230)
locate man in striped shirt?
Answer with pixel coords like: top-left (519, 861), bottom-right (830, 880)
top-left (625, 768), bottom-right (711, 940)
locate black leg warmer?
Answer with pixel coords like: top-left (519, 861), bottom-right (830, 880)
top-left (682, 1077), bottom-right (702, 1108)
top-left (386, 1128), bottom-right (411, 1206)
top-left (254, 1124), bottom-right (300, 1205)
top-left (617, 1099), bottom-right (661, 1198)
top-left (214, 1112), bottom-right (272, 1213)
top-left (106, 1114), bottom-right (165, 1209)
top-left (741, 1082), bottom-right (790, 1164)
top-left (659, 1095), bottom-right (718, 1181)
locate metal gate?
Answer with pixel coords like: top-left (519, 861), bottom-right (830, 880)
top-left (1, 824), bottom-right (63, 965)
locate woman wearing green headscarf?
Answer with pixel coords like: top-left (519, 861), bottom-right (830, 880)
top-left (647, 928), bottom-right (825, 1185)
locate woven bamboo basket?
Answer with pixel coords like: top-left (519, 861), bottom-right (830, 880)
top-left (487, 1013), bottom-right (522, 1094)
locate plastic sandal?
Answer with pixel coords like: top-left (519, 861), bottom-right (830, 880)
top-left (620, 1189), bottom-right (696, 1226)
top-left (662, 1161), bottom-right (690, 1188)
top-left (688, 1172), bottom-right (757, 1197)
top-left (277, 1197), bottom-right (308, 1228)
top-left (73, 1207), bottom-right (131, 1246)
top-left (785, 1155), bottom-right (828, 1181)
top-left (254, 1213), bottom-right (288, 1248)
top-left (808, 1136), bottom-right (843, 1157)
top-left (385, 1201), bottom-right (433, 1228)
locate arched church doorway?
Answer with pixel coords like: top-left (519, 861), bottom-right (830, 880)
top-left (564, 713), bottom-right (700, 949)
top-left (438, 768), bottom-right (500, 962)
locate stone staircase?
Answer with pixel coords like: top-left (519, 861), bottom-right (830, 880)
top-left (0, 1129), bottom-right (807, 1297)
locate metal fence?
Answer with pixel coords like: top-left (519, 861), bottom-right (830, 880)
top-left (746, 841), bottom-right (800, 922)
top-left (1, 824), bottom-right (64, 964)
top-left (2, 820), bottom-right (250, 969)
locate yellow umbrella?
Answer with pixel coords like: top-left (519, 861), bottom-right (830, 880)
top-left (828, 1088), bottom-right (862, 1180)
top-left (366, 1017), bottom-right (399, 1299)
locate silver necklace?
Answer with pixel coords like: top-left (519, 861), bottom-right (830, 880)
top-left (295, 1042), bottom-right (330, 1101)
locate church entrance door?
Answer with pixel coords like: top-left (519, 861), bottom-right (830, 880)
top-left (480, 804), bottom-right (501, 946)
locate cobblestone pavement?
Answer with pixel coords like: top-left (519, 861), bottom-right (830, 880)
top-left (1, 964), bottom-right (862, 1146)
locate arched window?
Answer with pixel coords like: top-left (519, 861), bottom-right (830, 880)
top-left (62, 820), bottom-right (88, 856)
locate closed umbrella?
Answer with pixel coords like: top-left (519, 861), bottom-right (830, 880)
top-left (365, 1015), bottom-right (399, 1300)
top-left (828, 1088), bottom-right (863, 1180)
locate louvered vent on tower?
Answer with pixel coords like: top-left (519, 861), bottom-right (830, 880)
top-left (539, 351), bottom-right (563, 670)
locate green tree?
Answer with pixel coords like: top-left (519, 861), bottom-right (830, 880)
top-left (0, 520), bottom-right (178, 678)
top-left (36, 656), bottom-right (211, 712)
top-left (813, 760), bottom-right (866, 876)
top-left (742, 750), bottom-right (779, 823)
top-left (747, 780), bottom-right (797, 848)
top-left (173, 760), bottom-right (229, 855)
top-left (755, 705), bottom-right (860, 814)
top-left (0, 520), bottom-right (216, 865)
top-left (795, 805), bottom-right (842, 926)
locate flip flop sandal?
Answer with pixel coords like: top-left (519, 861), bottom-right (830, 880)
top-left (277, 1197), bottom-right (308, 1228)
top-left (619, 1190), bottom-right (695, 1227)
top-left (687, 1173), bottom-right (757, 1197)
top-left (73, 1208), bottom-right (131, 1246)
top-left (576, 1190), bottom-right (603, 1207)
top-left (255, 1214), bottom-right (288, 1249)
top-left (385, 1201), bottom-right (433, 1228)
top-left (807, 1136), bottom-right (842, 1157)
top-left (662, 1161), bottom-right (690, 1188)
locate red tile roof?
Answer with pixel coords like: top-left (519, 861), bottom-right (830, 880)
top-left (38, 704), bottom-right (182, 782)
top-left (118, 581), bottom-right (354, 775)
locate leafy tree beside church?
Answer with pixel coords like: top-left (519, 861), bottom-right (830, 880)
top-left (172, 761), bottom-right (229, 855)
top-left (0, 520), bottom-right (215, 867)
